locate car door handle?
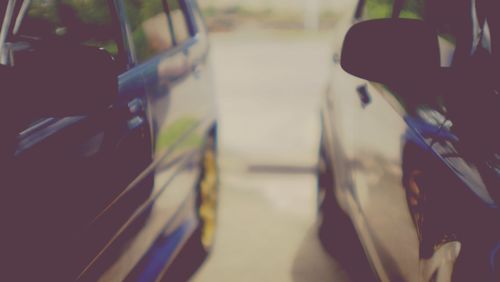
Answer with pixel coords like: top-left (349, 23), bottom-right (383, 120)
top-left (356, 84), bottom-right (371, 107)
top-left (128, 98), bottom-right (144, 115)
top-left (127, 98), bottom-right (146, 130)
top-left (127, 116), bottom-right (146, 130)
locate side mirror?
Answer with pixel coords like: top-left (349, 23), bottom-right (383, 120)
top-left (12, 41), bottom-right (118, 117)
top-left (341, 19), bottom-right (440, 86)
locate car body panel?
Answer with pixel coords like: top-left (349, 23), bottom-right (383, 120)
top-left (322, 0), bottom-right (500, 281)
top-left (0, 0), bottom-right (216, 281)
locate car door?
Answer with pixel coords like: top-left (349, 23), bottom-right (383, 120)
top-left (1, 1), bottom-right (153, 281)
top-left (85, 1), bottom-right (215, 280)
top-left (330, 0), bottom-right (468, 281)
top-left (325, 1), bottom-right (417, 279)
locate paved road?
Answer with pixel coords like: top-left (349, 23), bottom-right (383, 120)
top-left (190, 31), bottom-right (362, 282)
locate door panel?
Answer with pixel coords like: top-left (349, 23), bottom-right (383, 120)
top-left (350, 84), bottom-right (420, 281)
top-left (9, 82), bottom-right (152, 281)
top-left (328, 58), bottom-right (421, 280)
top-left (327, 0), bottom-right (475, 280)
top-left (73, 69), bottom-right (154, 281)
top-left (323, 3), bottom-right (362, 214)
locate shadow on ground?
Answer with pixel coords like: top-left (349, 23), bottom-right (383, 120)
top-left (160, 233), bottom-right (208, 282)
top-left (292, 221), bottom-right (377, 282)
top-left (165, 220), bottom-right (376, 282)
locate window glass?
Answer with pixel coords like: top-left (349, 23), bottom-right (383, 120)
top-left (362, 0), bottom-right (423, 21)
top-left (123, 0), bottom-right (174, 62)
top-left (399, 0), bottom-right (424, 19)
top-left (363, 0), bottom-right (393, 20)
top-left (166, 0), bottom-right (190, 44)
top-left (18, 0), bottom-right (119, 56)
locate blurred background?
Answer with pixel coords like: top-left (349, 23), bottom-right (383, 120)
top-left (180, 1), bottom-right (370, 281)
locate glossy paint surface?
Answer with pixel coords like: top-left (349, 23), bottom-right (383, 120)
top-left (322, 0), bottom-right (500, 281)
top-left (2, 0), bottom-right (215, 281)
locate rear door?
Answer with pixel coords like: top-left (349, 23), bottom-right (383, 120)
top-left (2, 1), bottom-right (152, 280)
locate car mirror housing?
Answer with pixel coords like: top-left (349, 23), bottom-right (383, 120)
top-left (341, 19), bottom-right (440, 86)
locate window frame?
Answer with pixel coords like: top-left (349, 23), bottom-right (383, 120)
top-left (179, 0), bottom-right (197, 36)
top-left (122, 0), bottom-right (200, 66)
top-left (163, 0), bottom-right (197, 46)
top-left (121, 0), bottom-right (182, 64)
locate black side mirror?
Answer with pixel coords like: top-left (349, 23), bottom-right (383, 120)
top-left (12, 40), bottom-right (118, 117)
top-left (341, 19), bottom-right (440, 86)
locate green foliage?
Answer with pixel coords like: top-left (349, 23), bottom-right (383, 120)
top-left (29, 0), bottom-right (111, 24)
top-left (132, 27), bottom-right (155, 62)
top-left (125, 0), bottom-right (180, 31)
top-left (60, 0), bottom-right (110, 24)
top-left (26, 0), bottom-right (184, 59)
top-left (364, 0), bottom-right (392, 19)
top-left (27, 1), bottom-right (58, 23)
top-left (364, 0), bottom-right (424, 20)
top-left (400, 0), bottom-right (424, 19)
top-left (26, 0), bottom-right (118, 55)
top-left (124, 0), bottom-right (166, 62)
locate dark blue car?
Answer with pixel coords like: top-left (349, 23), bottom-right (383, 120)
top-left (0, 0), bottom-right (217, 281)
top-left (319, 0), bottom-right (499, 281)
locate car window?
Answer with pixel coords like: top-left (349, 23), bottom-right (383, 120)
top-left (362, 0), bottom-right (393, 20)
top-left (166, 0), bottom-right (191, 44)
top-left (123, 0), bottom-right (174, 63)
top-left (17, 0), bottom-right (120, 57)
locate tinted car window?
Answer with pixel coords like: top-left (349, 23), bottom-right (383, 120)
top-left (124, 0), bottom-right (174, 62)
top-left (18, 0), bottom-right (120, 56)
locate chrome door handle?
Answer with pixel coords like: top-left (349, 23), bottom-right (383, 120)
top-left (127, 98), bottom-right (146, 130)
top-left (128, 98), bottom-right (144, 115)
top-left (127, 116), bottom-right (146, 130)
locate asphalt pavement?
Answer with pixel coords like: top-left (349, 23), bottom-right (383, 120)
top-left (190, 30), bottom-right (359, 282)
